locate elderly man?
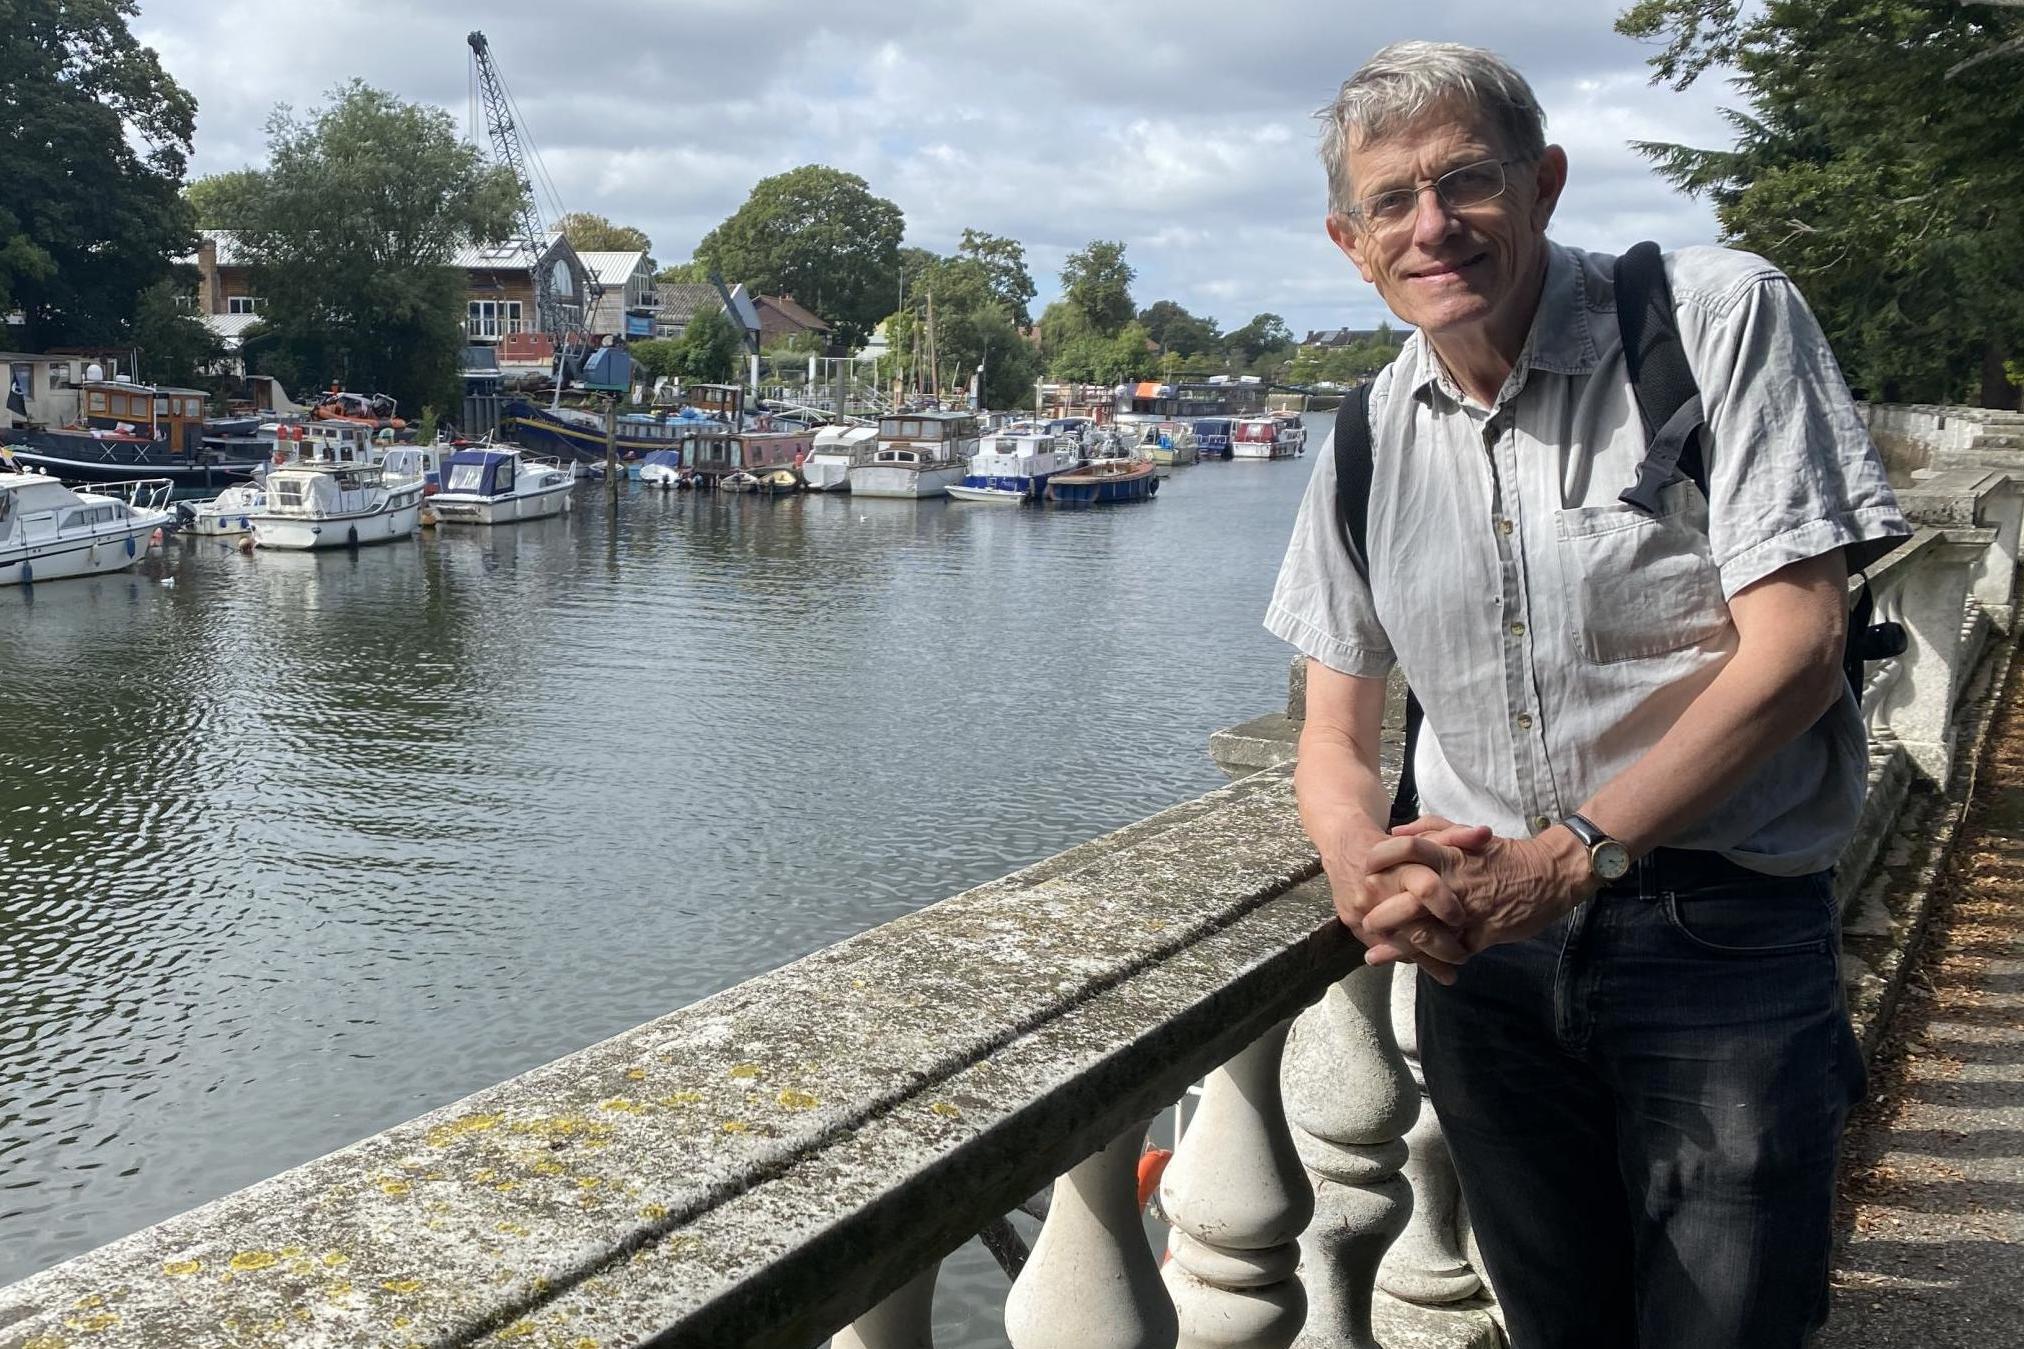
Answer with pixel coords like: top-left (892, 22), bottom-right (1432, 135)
top-left (1267, 41), bottom-right (1909, 1348)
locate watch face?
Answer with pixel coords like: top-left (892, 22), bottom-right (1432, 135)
top-left (1593, 841), bottom-right (1632, 881)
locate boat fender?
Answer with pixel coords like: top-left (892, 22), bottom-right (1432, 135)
top-left (1137, 1146), bottom-right (1173, 1215)
top-left (19, 561), bottom-right (28, 585)
top-left (346, 525), bottom-right (358, 548)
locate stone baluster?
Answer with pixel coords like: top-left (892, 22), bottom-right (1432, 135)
top-left (1970, 481), bottom-right (2023, 631)
top-left (835, 1264), bottom-right (939, 1349)
top-left (1376, 963), bottom-right (1481, 1306)
top-left (1160, 1018), bottom-right (1310, 1348)
top-left (1282, 963), bottom-right (1418, 1349)
top-left (1873, 538), bottom-right (1980, 785)
top-left (1005, 1120), bottom-right (1176, 1349)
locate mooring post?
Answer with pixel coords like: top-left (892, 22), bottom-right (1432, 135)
top-left (604, 397), bottom-right (619, 502)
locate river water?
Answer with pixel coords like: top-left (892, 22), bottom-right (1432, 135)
top-left (0, 419), bottom-right (1323, 1340)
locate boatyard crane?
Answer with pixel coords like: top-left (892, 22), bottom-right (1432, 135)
top-left (467, 30), bottom-right (574, 338)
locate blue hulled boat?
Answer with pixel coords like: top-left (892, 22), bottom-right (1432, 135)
top-left (946, 431), bottom-right (1081, 503)
top-left (1045, 452), bottom-right (1159, 506)
top-left (501, 399), bottom-right (726, 464)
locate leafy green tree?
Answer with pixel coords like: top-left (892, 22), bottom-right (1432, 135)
top-left (694, 165), bottom-right (903, 350)
top-left (0, 0), bottom-right (198, 347)
top-left (232, 81), bottom-right (521, 416)
top-left (1138, 300), bottom-right (1222, 358)
top-left (655, 260), bottom-right (709, 286)
top-left (958, 229), bottom-right (1037, 327)
top-left (628, 338), bottom-right (685, 383)
top-left (1224, 312), bottom-right (1295, 367)
top-left (132, 278), bottom-right (225, 388)
top-left (1046, 322), bottom-right (1153, 384)
top-left (185, 170), bottom-right (264, 229)
top-left (678, 308), bottom-right (743, 384)
top-left (1059, 240), bottom-right (1136, 336)
top-left (883, 248), bottom-right (1040, 408)
top-left (1618, 0), bottom-right (2024, 406)
top-left (557, 212), bottom-right (652, 256)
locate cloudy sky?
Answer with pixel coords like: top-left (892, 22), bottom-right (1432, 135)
top-left (133, 0), bottom-right (1740, 339)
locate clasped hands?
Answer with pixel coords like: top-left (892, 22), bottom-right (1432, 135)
top-left (1330, 816), bottom-right (1599, 985)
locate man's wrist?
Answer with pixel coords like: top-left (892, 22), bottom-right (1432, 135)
top-left (1543, 824), bottom-right (1604, 902)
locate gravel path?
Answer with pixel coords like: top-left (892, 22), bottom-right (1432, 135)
top-left (1818, 691), bottom-right (2024, 1346)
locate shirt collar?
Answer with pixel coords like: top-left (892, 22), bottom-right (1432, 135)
top-left (1404, 240), bottom-right (1601, 409)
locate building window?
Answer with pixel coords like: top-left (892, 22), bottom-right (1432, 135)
top-left (466, 300), bottom-right (524, 338)
top-left (227, 296), bottom-right (264, 315)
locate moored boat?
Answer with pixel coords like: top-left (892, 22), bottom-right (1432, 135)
top-left (1231, 416), bottom-right (1302, 459)
top-left (802, 425), bottom-right (878, 492)
top-left (947, 431), bottom-right (1078, 504)
top-left (176, 482), bottom-right (266, 537)
top-left (0, 380), bottom-right (263, 489)
top-left (636, 450), bottom-right (689, 489)
top-left (0, 473), bottom-right (175, 586)
top-left (429, 448), bottom-right (574, 526)
top-left (1145, 421), bottom-right (1199, 466)
top-left (848, 411), bottom-right (980, 499)
top-left (1046, 452), bottom-right (1160, 506)
top-left (248, 422), bottom-right (426, 550)
top-left (1189, 417), bottom-right (1235, 459)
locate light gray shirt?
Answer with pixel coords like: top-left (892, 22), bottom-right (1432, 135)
top-left (1266, 241), bottom-right (1910, 876)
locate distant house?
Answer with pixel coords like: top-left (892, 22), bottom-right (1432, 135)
top-left (752, 294), bottom-right (831, 352)
top-left (1301, 326), bottom-right (1408, 349)
top-left (653, 282), bottom-right (761, 349)
top-left (577, 251), bottom-right (660, 340)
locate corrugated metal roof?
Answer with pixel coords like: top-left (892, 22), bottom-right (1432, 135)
top-left (200, 312), bottom-right (264, 348)
top-left (575, 251), bottom-right (649, 288)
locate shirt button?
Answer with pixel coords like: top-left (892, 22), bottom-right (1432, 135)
top-left (1498, 519), bottom-right (1514, 535)
top-left (1530, 814), bottom-right (1553, 833)
top-left (1516, 713), bottom-right (1534, 731)
top-left (1509, 621), bottom-right (1526, 637)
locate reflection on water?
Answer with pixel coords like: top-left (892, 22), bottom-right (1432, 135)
top-left (0, 426), bottom-right (1323, 1338)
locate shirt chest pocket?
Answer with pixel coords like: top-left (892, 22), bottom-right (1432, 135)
top-left (1553, 483), bottom-right (1729, 664)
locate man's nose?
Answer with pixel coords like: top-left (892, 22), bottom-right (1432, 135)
top-left (1410, 184), bottom-right (1461, 247)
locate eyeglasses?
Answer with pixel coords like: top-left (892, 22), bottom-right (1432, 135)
top-left (1344, 157), bottom-right (1522, 235)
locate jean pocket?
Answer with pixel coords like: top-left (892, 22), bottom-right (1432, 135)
top-left (1661, 882), bottom-right (1835, 956)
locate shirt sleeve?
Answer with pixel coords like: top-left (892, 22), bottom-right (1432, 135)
top-left (1263, 419), bottom-right (1397, 678)
top-left (1676, 252), bottom-right (1912, 597)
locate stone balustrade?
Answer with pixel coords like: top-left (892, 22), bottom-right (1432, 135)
top-left (3, 413), bottom-right (2021, 1349)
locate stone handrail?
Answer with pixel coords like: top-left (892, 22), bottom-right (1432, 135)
top-left (4, 416), bottom-right (2021, 1349)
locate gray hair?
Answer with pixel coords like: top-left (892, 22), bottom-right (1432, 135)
top-left (1315, 42), bottom-right (1547, 217)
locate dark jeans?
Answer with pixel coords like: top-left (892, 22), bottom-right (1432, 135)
top-left (1417, 849), bottom-right (1866, 1349)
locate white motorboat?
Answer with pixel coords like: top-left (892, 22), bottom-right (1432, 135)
top-left (429, 447), bottom-right (574, 525)
top-left (249, 422), bottom-right (425, 550)
top-left (1231, 416), bottom-right (1303, 459)
top-left (177, 482), bottom-right (266, 536)
top-left (0, 472), bottom-right (174, 586)
top-left (802, 425), bottom-right (878, 492)
top-left (848, 411), bottom-right (980, 499)
top-left (637, 449), bottom-right (689, 489)
top-left (946, 431), bottom-right (1079, 503)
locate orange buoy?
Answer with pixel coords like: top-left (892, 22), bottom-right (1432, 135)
top-left (1136, 1146), bottom-right (1173, 1212)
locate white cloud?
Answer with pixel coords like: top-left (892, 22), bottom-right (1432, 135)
top-left (133, 0), bottom-right (1741, 337)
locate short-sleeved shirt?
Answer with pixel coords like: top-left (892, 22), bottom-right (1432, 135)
top-left (1265, 241), bottom-right (1910, 876)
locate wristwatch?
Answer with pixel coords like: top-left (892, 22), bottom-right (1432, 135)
top-left (1561, 814), bottom-right (1632, 882)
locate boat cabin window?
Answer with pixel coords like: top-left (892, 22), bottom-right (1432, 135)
top-left (61, 504), bottom-right (117, 530)
top-left (274, 481), bottom-right (305, 508)
top-left (0, 494), bottom-right (13, 527)
top-left (86, 390), bottom-right (109, 414)
top-left (445, 462), bottom-right (488, 493)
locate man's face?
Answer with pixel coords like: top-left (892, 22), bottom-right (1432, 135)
top-left (1325, 106), bottom-right (1566, 345)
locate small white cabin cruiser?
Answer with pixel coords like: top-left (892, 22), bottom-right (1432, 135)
top-left (803, 425), bottom-right (878, 492)
top-left (177, 482), bottom-right (266, 537)
top-left (429, 448), bottom-right (574, 525)
top-left (946, 432), bottom-right (1079, 503)
top-left (0, 472), bottom-right (174, 586)
top-left (848, 412), bottom-right (980, 499)
top-left (249, 422), bottom-right (425, 550)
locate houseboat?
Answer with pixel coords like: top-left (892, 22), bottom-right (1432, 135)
top-left (946, 431), bottom-right (1079, 503)
top-left (1231, 416), bottom-right (1303, 460)
top-left (848, 411), bottom-right (980, 499)
top-left (802, 425), bottom-right (878, 492)
top-left (248, 422), bottom-right (426, 550)
top-left (429, 448), bottom-right (574, 525)
top-left (0, 379), bottom-right (264, 489)
top-left (0, 472), bottom-right (175, 586)
top-left (501, 398), bottom-right (723, 464)
top-left (1114, 376), bottom-right (1268, 423)
top-left (1046, 450), bottom-right (1159, 506)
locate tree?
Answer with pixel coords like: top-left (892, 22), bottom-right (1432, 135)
top-left (655, 260), bottom-right (709, 286)
top-left (958, 229), bottom-right (1037, 327)
top-left (678, 308), bottom-right (743, 384)
top-left (1138, 300), bottom-right (1222, 358)
top-left (883, 248), bottom-right (1041, 408)
top-left (1045, 322), bottom-right (1153, 385)
top-left (131, 278), bottom-right (225, 388)
top-left (1224, 312), bottom-right (1295, 367)
top-left (557, 211), bottom-right (652, 257)
top-left (0, 0), bottom-right (198, 348)
top-left (694, 165), bottom-right (903, 349)
top-left (185, 170), bottom-right (264, 229)
top-left (1618, 0), bottom-right (2024, 406)
top-left (1059, 240), bottom-right (1136, 336)
top-left (233, 81), bottom-right (521, 415)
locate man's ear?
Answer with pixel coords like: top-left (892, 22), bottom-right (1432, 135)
top-left (1326, 213), bottom-right (1376, 285)
top-left (1530, 145), bottom-right (1569, 231)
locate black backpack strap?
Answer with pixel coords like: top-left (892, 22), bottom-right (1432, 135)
top-left (1332, 382), bottom-right (1375, 584)
top-left (1329, 381), bottom-right (1423, 825)
top-left (1614, 240), bottom-right (1708, 513)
